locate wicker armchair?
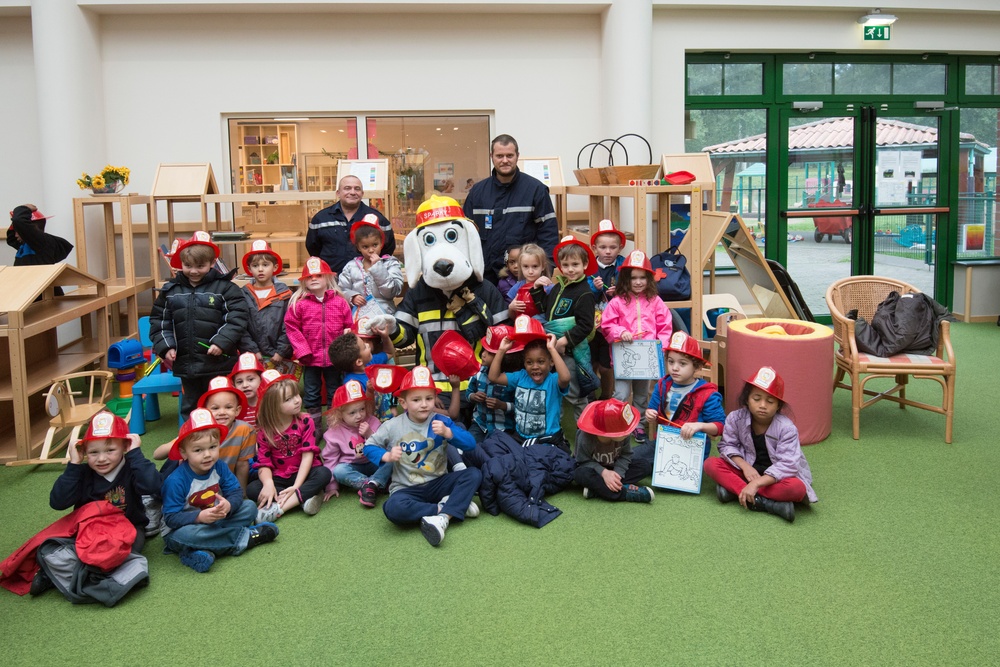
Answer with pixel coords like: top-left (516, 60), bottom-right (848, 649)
top-left (825, 276), bottom-right (955, 443)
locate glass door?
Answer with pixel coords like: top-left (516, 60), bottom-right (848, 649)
top-left (778, 108), bottom-right (859, 316)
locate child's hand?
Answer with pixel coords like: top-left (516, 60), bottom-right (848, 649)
top-left (601, 468), bottom-right (623, 493)
top-left (498, 337), bottom-right (514, 353)
top-left (593, 275), bottom-right (604, 290)
top-left (606, 285), bottom-right (616, 297)
top-left (484, 397), bottom-right (506, 411)
top-left (276, 486), bottom-right (298, 505)
top-left (431, 419), bottom-right (453, 440)
top-left (554, 336), bottom-right (568, 354)
top-left (535, 276), bottom-right (552, 287)
top-left (384, 445), bottom-right (403, 463)
top-left (198, 506), bottom-right (225, 524)
top-left (352, 295), bottom-right (367, 307)
top-left (214, 495), bottom-right (231, 516)
top-left (509, 299), bottom-right (526, 313)
top-left (272, 353), bottom-right (284, 363)
top-left (67, 439), bottom-right (83, 465)
top-left (257, 483), bottom-right (278, 509)
top-left (206, 344), bottom-right (223, 356)
top-left (323, 488), bottom-right (339, 502)
top-left (358, 421), bottom-right (372, 439)
top-left (449, 375), bottom-right (461, 389)
top-left (545, 333), bottom-right (559, 352)
top-left (619, 331), bottom-right (633, 343)
top-left (126, 433), bottom-right (142, 451)
top-left (738, 483), bottom-right (759, 509)
top-left (469, 391), bottom-right (486, 403)
top-left (364, 247), bottom-right (381, 264)
top-left (741, 464), bottom-right (761, 484)
top-left (165, 349), bottom-right (177, 365)
top-left (644, 408), bottom-right (658, 423)
top-left (680, 422), bottom-right (703, 440)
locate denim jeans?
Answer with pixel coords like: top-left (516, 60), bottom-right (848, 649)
top-left (163, 498), bottom-right (257, 557)
top-left (302, 366), bottom-right (340, 411)
top-left (333, 460), bottom-right (393, 490)
top-left (382, 468), bottom-right (482, 525)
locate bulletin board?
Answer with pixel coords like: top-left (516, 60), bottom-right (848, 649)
top-left (336, 159), bottom-right (389, 192)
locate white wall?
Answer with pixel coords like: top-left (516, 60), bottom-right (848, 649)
top-left (100, 12), bottom-right (602, 204)
top-left (0, 16), bottom-right (42, 265)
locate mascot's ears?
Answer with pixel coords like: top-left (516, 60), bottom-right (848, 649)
top-left (403, 218), bottom-right (485, 289)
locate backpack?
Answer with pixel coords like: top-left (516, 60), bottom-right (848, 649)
top-left (649, 246), bottom-right (691, 301)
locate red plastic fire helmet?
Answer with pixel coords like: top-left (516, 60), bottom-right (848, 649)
top-left (430, 331), bottom-right (481, 380)
top-left (577, 398), bottom-right (641, 439)
top-left (746, 366), bottom-right (785, 401)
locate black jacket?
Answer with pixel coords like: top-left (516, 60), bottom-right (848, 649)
top-left (854, 291), bottom-right (954, 357)
top-left (530, 277), bottom-right (596, 350)
top-left (149, 268), bottom-right (249, 378)
top-left (239, 279), bottom-right (293, 359)
top-left (6, 205), bottom-right (73, 266)
top-left (473, 431), bottom-right (576, 528)
top-left (305, 201), bottom-right (395, 274)
top-left (463, 169), bottom-right (559, 284)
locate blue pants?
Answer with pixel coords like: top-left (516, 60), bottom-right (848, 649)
top-left (333, 460), bottom-right (393, 490)
top-left (302, 366), bottom-right (340, 411)
top-left (163, 498), bottom-right (257, 557)
top-left (382, 468), bottom-right (482, 525)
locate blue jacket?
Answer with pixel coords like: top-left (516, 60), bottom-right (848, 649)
top-left (305, 201), bottom-right (396, 274)
top-left (463, 168), bottom-right (559, 284)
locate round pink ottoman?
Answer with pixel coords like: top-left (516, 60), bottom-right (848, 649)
top-left (725, 318), bottom-right (833, 445)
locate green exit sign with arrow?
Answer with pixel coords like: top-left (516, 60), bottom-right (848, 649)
top-left (864, 26), bottom-right (890, 40)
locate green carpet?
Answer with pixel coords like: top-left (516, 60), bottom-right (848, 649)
top-left (1, 323), bottom-right (997, 666)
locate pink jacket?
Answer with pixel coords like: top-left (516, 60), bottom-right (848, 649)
top-left (284, 290), bottom-right (352, 367)
top-left (599, 293), bottom-right (673, 348)
top-left (321, 416), bottom-right (382, 495)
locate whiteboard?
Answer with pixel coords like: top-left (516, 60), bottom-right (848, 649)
top-left (337, 159), bottom-right (389, 191)
top-left (519, 157), bottom-right (564, 189)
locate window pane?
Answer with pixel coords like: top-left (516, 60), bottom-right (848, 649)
top-left (834, 62), bottom-right (890, 96)
top-left (783, 63), bottom-right (833, 96)
top-left (688, 63), bottom-right (723, 96)
top-left (957, 108), bottom-right (1000, 259)
top-left (892, 63), bottom-right (947, 95)
top-left (686, 108), bottom-right (768, 268)
top-left (366, 115), bottom-right (490, 235)
top-left (723, 63), bottom-right (763, 96)
top-left (965, 64), bottom-right (996, 96)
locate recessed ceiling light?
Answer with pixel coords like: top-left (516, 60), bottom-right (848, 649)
top-left (320, 130), bottom-right (327, 133)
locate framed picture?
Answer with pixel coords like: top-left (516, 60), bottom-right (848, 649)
top-left (651, 426), bottom-right (706, 494)
top-left (611, 339), bottom-right (664, 380)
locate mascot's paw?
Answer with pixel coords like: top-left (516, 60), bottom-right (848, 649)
top-left (446, 287), bottom-right (475, 314)
top-left (366, 314), bottom-right (396, 335)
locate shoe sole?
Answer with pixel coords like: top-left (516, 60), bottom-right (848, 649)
top-left (420, 519), bottom-right (444, 547)
top-left (358, 488), bottom-right (376, 508)
top-left (465, 502), bottom-right (480, 518)
top-left (302, 496), bottom-right (323, 516)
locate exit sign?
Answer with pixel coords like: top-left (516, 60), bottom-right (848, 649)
top-left (864, 26), bottom-right (891, 40)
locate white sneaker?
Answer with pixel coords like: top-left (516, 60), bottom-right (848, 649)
top-left (437, 495), bottom-right (480, 518)
top-left (420, 514), bottom-right (450, 546)
top-left (302, 494), bottom-right (323, 516)
top-left (256, 503), bottom-right (283, 524)
top-left (142, 495), bottom-right (162, 537)
top-left (582, 487), bottom-right (591, 499)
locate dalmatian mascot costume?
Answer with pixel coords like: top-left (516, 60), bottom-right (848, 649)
top-left (387, 195), bottom-right (509, 389)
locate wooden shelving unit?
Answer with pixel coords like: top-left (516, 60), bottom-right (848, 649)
top-left (236, 123), bottom-right (298, 195)
top-left (73, 194), bottom-right (159, 337)
top-left (0, 265), bottom-right (109, 464)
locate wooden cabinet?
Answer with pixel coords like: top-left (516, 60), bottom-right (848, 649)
top-left (236, 124), bottom-right (298, 194)
top-left (0, 265), bottom-right (109, 463)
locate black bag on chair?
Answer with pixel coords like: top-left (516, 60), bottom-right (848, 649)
top-left (649, 246), bottom-right (691, 301)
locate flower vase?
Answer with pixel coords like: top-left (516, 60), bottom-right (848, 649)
top-left (90, 182), bottom-right (125, 196)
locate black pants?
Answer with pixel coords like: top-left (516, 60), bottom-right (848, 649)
top-left (574, 457), bottom-right (653, 501)
top-left (246, 465), bottom-right (332, 504)
top-left (180, 376), bottom-right (212, 423)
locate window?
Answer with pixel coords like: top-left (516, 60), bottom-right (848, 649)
top-left (687, 62), bottom-right (764, 97)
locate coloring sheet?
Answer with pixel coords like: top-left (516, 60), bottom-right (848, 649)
top-left (611, 339), bottom-right (665, 380)
top-left (651, 426), bottom-right (706, 494)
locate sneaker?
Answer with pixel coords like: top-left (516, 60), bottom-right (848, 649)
top-left (436, 495), bottom-right (480, 518)
top-left (256, 503), bottom-right (283, 524)
top-left (358, 481), bottom-right (379, 508)
top-left (582, 487), bottom-right (592, 499)
top-left (623, 484), bottom-right (655, 503)
top-left (180, 549), bottom-right (215, 573)
top-left (247, 522), bottom-right (279, 549)
top-left (142, 495), bottom-right (162, 537)
top-left (420, 514), bottom-right (450, 546)
top-left (29, 569), bottom-right (54, 596)
top-left (302, 494), bottom-right (323, 516)
top-left (633, 425), bottom-right (647, 445)
top-left (716, 484), bottom-right (737, 504)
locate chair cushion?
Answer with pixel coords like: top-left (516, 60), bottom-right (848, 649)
top-left (853, 352), bottom-right (948, 366)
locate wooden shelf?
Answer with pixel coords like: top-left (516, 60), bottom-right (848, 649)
top-left (0, 338), bottom-right (103, 400)
top-left (0, 415), bottom-right (53, 464)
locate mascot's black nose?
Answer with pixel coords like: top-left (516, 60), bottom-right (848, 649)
top-left (433, 260), bottom-right (454, 277)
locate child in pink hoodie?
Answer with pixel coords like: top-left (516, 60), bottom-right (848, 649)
top-left (284, 257), bottom-right (352, 432)
top-left (598, 250), bottom-right (673, 444)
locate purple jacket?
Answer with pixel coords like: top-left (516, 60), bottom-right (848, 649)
top-left (717, 409), bottom-right (817, 502)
